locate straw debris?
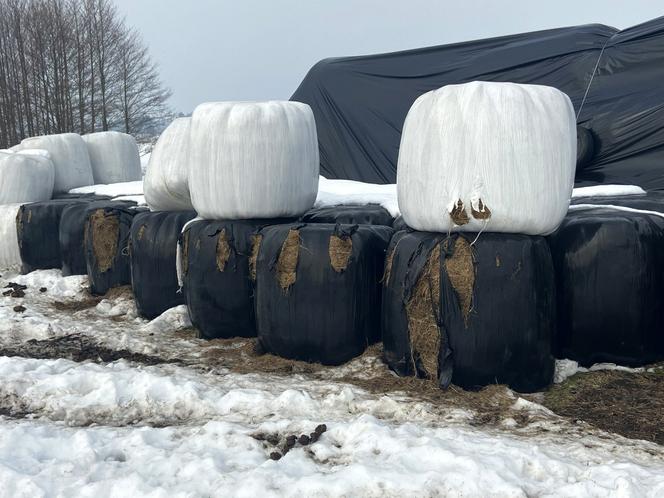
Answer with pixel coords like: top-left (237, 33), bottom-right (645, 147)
top-left (406, 243), bottom-right (441, 380)
top-left (450, 199), bottom-right (470, 226)
top-left (329, 234), bottom-right (352, 272)
top-left (215, 229), bottom-right (231, 272)
top-left (471, 198), bottom-right (492, 220)
top-left (89, 209), bottom-right (119, 273)
top-left (276, 229), bottom-right (300, 290)
top-left (444, 236), bottom-right (475, 326)
top-left (249, 234), bottom-right (262, 281)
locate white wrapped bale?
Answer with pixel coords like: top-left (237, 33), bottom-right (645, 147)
top-left (82, 131), bottom-right (142, 184)
top-left (189, 101), bottom-right (319, 219)
top-left (0, 204), bottom-right (22, 270)
top-left (0, 153), bottom-right (54, 204)
top-left (144, 118), bottom-right (193, 212)
top-left (397, 81), bottom-right (576, 235)
top-left (18, 133), bottom-right (94, 194)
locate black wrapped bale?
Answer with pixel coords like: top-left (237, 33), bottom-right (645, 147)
top-left (84, 204), bottom-right (146, 295)
top-left (130, 210), bottom-right (197, 319)
top-left (548, 207), bottom-right (664, 366)
top-left (60, 200), bottom-right (136, 276)
top-left (382, 231), bottom-right (556, 393)
top-left (17, 199), bottom-right (92, 274)
top-left (256, 223), bottom-right (393, 365)
top-left (571, 191), bottom-right (664, 213)
top-left (301, 205), bottom-right (394, 226)
top-left (182, 219), bottom-right (282, 339)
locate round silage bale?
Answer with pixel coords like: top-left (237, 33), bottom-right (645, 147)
top-left (18, 133), bottom-right (94, 194)
top-left (397, 81), bottom-right (576, 235)
top-left (0, 203), bottom-right (23, 270)
top-left (189, 101), bottom-right (319, 219)
top-left (0, 152), bottom-right (55, 204)
top-left (83, 131), bottom-right (142, 184)
top-left (144, 118), bottom-right (193, 212)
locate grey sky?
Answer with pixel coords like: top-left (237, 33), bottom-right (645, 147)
top-left (114, 0), bottom-right (662, 113)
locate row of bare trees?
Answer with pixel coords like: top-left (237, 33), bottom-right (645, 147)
top-left (0, 0), bottom-right (171, 148)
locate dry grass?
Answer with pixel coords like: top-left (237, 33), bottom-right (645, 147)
top-left (542, 366), bottom-right (664, 445)
top-left (450, 199), bottom-right (470, 226)
top-left (276, 229), bottom-right (300, 290)
top-left (406, 244), bottom-right (441, 380)
top-left (89, 209), bottom-right (119, 272)
top-left (249, 234), bottom-right (262, 281)
top-left (471, 198), bottom-right (492, 220)
top-left (215, 229), bottom-right (231, 272)
top-left (444, 236), bottom-right (475, 325)
top-left (328, 234), bottom-right (352, 272)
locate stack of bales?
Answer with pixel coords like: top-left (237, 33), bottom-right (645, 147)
top-left (180, 102), bottom-right (315, 341)
top-left (383, 82), bottom-right (576, 392)
top-left (130, 118), bottom-right (196, 319)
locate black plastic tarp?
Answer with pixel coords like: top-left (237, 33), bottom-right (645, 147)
top-left (292, 17), bottom-right (664, 190)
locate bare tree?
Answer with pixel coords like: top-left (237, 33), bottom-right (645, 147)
top-left (0, 0), bottom-right (171, 147)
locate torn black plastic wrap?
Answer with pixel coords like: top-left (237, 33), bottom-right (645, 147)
top-left (182, 219), bottom-right (284, 339)
top-left (130, 210), bottom-right (197, 320)
top-left (548, 207), bottom-right (664, 366)
top-left (60, 200), bottom-right (136, 276)
top-left (84, 204), bottom-right (146, 295)
top-left (300, 205), bottom-right (394, 226)
top-left (17, 198), bottom-right (93, 274)
top-left (381, 231), bottom-right (555, 393)
top-left (256, 223), bottom-right (393, 365)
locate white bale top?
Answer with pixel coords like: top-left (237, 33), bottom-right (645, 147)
top-left (144, 118), bottom-right (194, 212)
top-left (0, 153), bottom-right (54, 204)
top-left (189, 101), bottom-right (319, 220)
top-left (397, 81), bottom-right (576, 235)
top-left (83, 131), bottom-right (142, 184)
top-left (18, 133), bottom-right (94, 194)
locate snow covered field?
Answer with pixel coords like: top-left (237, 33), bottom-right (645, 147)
top-left (1, 270), bottom-right (664, 497)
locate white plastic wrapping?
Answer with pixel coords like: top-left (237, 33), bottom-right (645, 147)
top-left (83, 131), bottom-right (142, 184)
top-left (189, 101), bottom-right (319, 220)
top-left (0, 153), bottom-right (55, 204)
top-left (144, 118), bottom-right (194, 212)
top-left (0, 203), bottom-right (22, 270)
top-left (17, 133), bottom-right (94, 194)
top-left (397, 81), bottom-right (576, 235)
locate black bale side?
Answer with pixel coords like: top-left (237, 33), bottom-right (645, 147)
top-left (301, 205), bottom-right (394, 226)
top-left (256, 223), bottom-right (392, 365)
top-left (130, 210), bottom-right (197, 319)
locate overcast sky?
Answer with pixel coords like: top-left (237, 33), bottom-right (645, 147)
top-left (114, 0), bottom-right (662, 113)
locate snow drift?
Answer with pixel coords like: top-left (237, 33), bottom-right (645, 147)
top-left (189, 101), bottom-right (319, 219)
top-left (397, 81), bottom-right (576, 235)
top-left (144, 118), bottom-right (194, 212)
top-left (82, 131), bottom-right (142, 184)
top-left (0, 152), bottom-right (54, 204)
top-left (17, 133), bottom-right (94, 194)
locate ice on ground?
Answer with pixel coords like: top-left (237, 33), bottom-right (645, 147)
top-left (1, 269), bottom-right (664, 496)
top-left (315, 177), bottom-right (399, 217)
top-left (571, 184), bottom-right (646, 198)
top-left (554, 359), bottom-right (650, 384)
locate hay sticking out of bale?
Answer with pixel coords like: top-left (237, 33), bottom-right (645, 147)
top-left (382, 244), bottom-right (396, 286)
top-left (137, 225), bottom-right (146, 241)
top-left (182, 231), bottom-right (190, 277)
top-left (444, 236), bottom-right (475, 325)
top-left (406, 243), bottom-right (441, 380)
top-left (276, 229), bottom-right (300, 290)
top-left (90, 209), bottom-right (119, 273)
top-left (328, 234), bottom-right (352, 272)
top-left (471, 198), bottom-right (492, 220)
top-left (450, 199), bottom-right (470, 226)
top-left (249, 234), bottom-right (262, 282)
top-left (215, 229), bottom-right (231, 272)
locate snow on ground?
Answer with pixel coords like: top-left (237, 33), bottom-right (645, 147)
top-left (314, 177), bottom-right (399, 217)
top-left (571, 184), bottom-right (646, 198)
top-left (69, 181), bottom-right (144, 197)
top-left (1, 269), bottom-right (664, 496)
